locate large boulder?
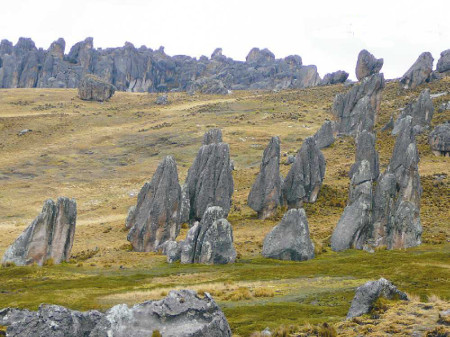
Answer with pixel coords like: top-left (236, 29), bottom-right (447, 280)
top-left (331, 131), bottom-right (379, 251)
top-left (333, 73), bottom-right (385, 135)
top-left (180, 206), bottom-right (236, 264)
top-left (400, 52), bottom-right (434, 89)
top-left (0, 290), bottom-right (232, 337)
top-left (372, 116), bottom-right (422, 249)
top-left (248, 136), bottom-right (282, 219)
top-left (355, 50), bottom-right (383, 81)
top-left (2, 197), bottom-right (76, 266)
top-left (313, 120), bottom-right (336, 149)
top-left (347, 278), bottom-right (408, 319)
top-left (262, 208), bottom-right (315, 261)
top-left (392, 89), bottom-right (434, 135)
top-left (436, 49), bottom-right (450, 73)
top-left (246, 48), bottom-right (275, 64)
top-left (184, 130), bottom-right (234, 222)
top-left (78, 74), bottom-right (115, 101)
top-left (127, 156), bottom-right (182, 252)
top-left (320, 70), bottom-right (349, 86)
top-left (188, 77), bottom-right (228, 95)
top-left (428, 122), bottom-right (450, 156)
top-left (282, 137), bottom-right (326, 208)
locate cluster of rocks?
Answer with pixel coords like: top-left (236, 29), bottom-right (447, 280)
top-left (0, 37), bottom-right (343, 93)
top-left (320, 70), bottom-right (349, 86)
top-left (333, 50), bottom-right (385, 136)
top-left (2, 197), bottom-right (77, 266)
top-left (0, 290), bottom-right (232, 337)
top-left (332, 116), bottom-right (423, 251)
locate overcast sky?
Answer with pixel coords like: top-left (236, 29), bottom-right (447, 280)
top-left (1, 0), bottom-right (449, 80)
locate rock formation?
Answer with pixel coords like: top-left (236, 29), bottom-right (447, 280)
top-left (184, 130), bottom-right (234, 222)
top-left (0, 37), bottom-right (322, 92)
top-left (262, 208), bottom-right (315, 261)
top-left (331, 131), bottom-right (379, 251)
top-left (203, 128), bottom-right (223, 145)
top-left (126, 156), bottom-right (182, 252)
top-left (347, 278), bottom-right (408, 319)
top-left (248, 136), bottom-right (282, 219)
top-left (320, 70), bottom-right (349, 86)
top-left (400, 52), bottom-right (434, 89)
top-left (155, 94), bottom-right (169, 105)
top-left (282, 137), bottom-right (326, 208)
top-left (0, 290), bottom-right (232, 337)
top-left (2, 197), bottom-right (77, 266)
top-left (436, 49), bottom-right (450, 74)
top-left (313, 120), bottom-right (336, 149)
top-left (372, 116), bottom-right (422, 249)
top-left (333, 73), bottom-right (385, 135)
top-left (392, 89), bottom-right (434, 135)
top-left (355, 50), bottom-right (383, 81)
top-left (78, 74), bottom-right (115, 101)
top-left (180, 206), bottom-right (236, 264)
top-left (428, 122), bottom-right (450, 156)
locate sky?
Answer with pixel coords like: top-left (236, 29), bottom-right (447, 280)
top-left (1, 0), bottom-right (449, 80)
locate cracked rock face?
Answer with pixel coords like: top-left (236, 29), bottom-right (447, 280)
top-left (400, 52), bottom-right (434, 89)
top-left (333, 73), bottom-right (385, 136)
top-left (184, 130), bottom-right (234, 222)
top-left (180, 206), bottom-right (236, 265)
top-left (0, 290), bottom-right (232, 337)
top-left (127, 156), bottom-right (182, 252)
top-left (355, 49), bottom-right (384, 81)
top-left (313, 120), bottom-right (336, 149)
top-left (262, 208), bottom-right (315, 261)
top-left (392, 89), bottom-right (434, 135)
top-left (248, 136), bottom-right (282, 219)
top-left (347, 278), bottom-right (408, 319)
top-left (428, 122), bottom-right (450, 156)
top-left (282, 137), bottom-right (326, 207)
top-left (78, 74), bottom-right (115, 101)
top-left (2, 197), bottom-right (77, 266)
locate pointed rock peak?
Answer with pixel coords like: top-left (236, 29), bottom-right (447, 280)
top-left (355, 49), bottom-right (383, 81)
top-left (400, 52), bottom-right (434, 89)
top-left (246, 47), bottom-right (275, 63)
top-left (211, 48), bottom-right (223, 59)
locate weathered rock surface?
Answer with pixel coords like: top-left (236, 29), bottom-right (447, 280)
top-left (333, 73), bottom-right (385, 135)
top-left (262, 208), bottom-right (314, 261)
top-left (355, 50), bottom-right (383, 81)
top-left (155, 94), bottom-right (168, 105)
top-left (436, 49), bottom-right (450, 73)
top-left (2, 197), bottom-right (76, 266)
top-left (331, 131), bottom-right (379, 251)
top-left (347, 278), bottom-right (408, 319)
top-left (0, 290), bottom-right (232, 337)
top-left (400, 52), bottom-right (434, 89)
top-left (428, 122), bottom-right (450, 156)
top-left (203, 128), bottom-right (223, 145)
top-left (180, 206), bottom-right (236, 264)
top-left (184, 131), bottom-right (234, 222)
top-left (320, 70), bottom-right (349, 85)
top-left (248, 136), bottom-right (282, 219)
top-left (372, 116), bottom-right (422, 249)
top-left (313, 120), bottom-right (336, 149)
top-left (78, 74), bottom-right (115, 101)
top-left (392, 89), bottom-right (434, 135)
top-left (188, 77), bottom-right (229, 95)
top-left (282, 137), bottom-right (326, 208)
top-left (127, 156), bottom-right (182, 252)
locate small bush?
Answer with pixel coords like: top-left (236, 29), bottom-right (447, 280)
top-left (318, 322), bottom-right (337, 337)
top-left (152, 330), bottom-right (162, 337)
top-left (254, 287), bottom-right (275, 298)
top-left (43, 258), bottom-right (54, 267)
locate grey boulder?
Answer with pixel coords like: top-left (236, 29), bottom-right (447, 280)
top-left (428, 122), bottom-right (450, 156)
top-left (2, 197), bottom-right (77, 266)
top-left (347, 278), bottom-right (408, 319)
top-left (436, 49), bottom-right (450, 73)
top-left (248, 136), bottom-right (282, 219)
top-left (320, 70), bottom-right (349, 85)
top-left (400, 52), bottom-right (434, 89)
top-left (313, 120), bottom-right (336, 149)
top-left (262, 208), bottom-right (314, 261)
top-left (127, 156), bottom-right (182, 252)
top-left (155, 94), bottom-right (169, 105)
top-left (78, 74), bottom-right (115, 101)
top-left (355, 49), bottom-right (383, 81)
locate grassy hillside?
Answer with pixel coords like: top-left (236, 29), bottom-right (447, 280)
top-left (0, 78), bottom-right (449, 336)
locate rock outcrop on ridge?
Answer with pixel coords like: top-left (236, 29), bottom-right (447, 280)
top-left (2, 197), bottom-right (77, 266)
top-left (355, 49), bottom-right (383, 81)
top-left (0, 290), bottom-right (232, 337)
top-left (400, 52), bottom-right (434, 89)
top-left (320, 70), bottom-right (349, 86)
top-left (126, 156), bottom-right (182, 252)
top-left (282, 137), bottom-right (326, 208)
top-left (428, 122), bottom-right (450, 156)
top-left (436, 49), bottom-right (450, 74)
top-left (262, 208), bottom-right (315, 261)
top-left (248, 136), bottom-right (282, 219)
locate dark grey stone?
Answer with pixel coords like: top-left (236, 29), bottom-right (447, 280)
top-left (262, 208), bottom-right (314, 261)
top-left (155, 94), bottom-right (168, 105)
top-left (2, 197), bottom-right (77, 266)
top-left (313, 120), bottom-right (336, 149)
top-left (400, 52), bottom-right (434, 89)
top-left (78, 74), bottom-right (115, 101)
top-left (428, 122), bottom-right (450, 156)
top-left (347, 278), bottom-right (408, 319)
top-left (248, 136), bottom-right (282, 219)
top-left (355, 49), bottom-right (383, 81)
top-left (436, 49), bottom-right (450, 73)
top-left (320, 70), bottom-right (349, 85)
